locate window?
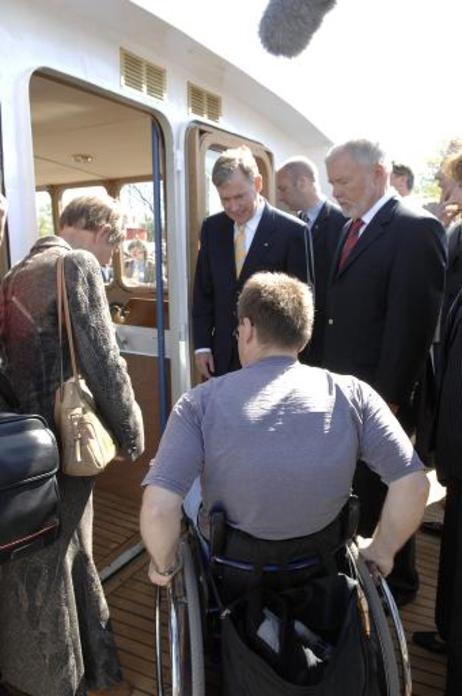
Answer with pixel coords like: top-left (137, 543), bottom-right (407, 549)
top-left (36, 190), bottom-right (53, 237)
top-left (61, 185), bottom-right (108, 208)
top-left (205, 149), bottom-right (223, 217)
top-left (119, 181), bottom-right (167, 289)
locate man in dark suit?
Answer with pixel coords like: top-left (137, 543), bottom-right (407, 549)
top-left (323, 138), bottom-right (447, 605)
top-left (193, 145), bottom-right (312, 378)
top-left (277, 157), bottom-right (346, 365)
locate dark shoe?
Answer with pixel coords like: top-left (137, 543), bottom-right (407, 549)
top-left (413, 631), bottom-right (447, 654)
top-left (391, 590), bottom-right (417, 608)
top-left (420, 521), bottom-right (443, 536)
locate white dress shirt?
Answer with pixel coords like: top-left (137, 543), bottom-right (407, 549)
top-left (357, 191), bottom-right (395, 237)
top-left (234, 198), bottom-right (265, 251)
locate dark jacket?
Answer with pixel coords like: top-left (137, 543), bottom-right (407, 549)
top-left (442, 221), bottom-right (462, 324)
top-left (322, 196), bottom-right (447, 407)
top-left (305, 200), bottom-right (346, 366)
top-left (192, 201), bottom-right (312, 376)
top-left (435, 288), bottom-right (462, 481)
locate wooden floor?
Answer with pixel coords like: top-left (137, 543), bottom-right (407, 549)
top-left (95, 487), bottom-right (448, 695)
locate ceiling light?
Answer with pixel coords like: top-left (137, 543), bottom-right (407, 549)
top-left (71, 153), bottom-right (94, 164)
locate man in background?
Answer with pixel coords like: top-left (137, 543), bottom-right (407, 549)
top-left (323, 138), bottom-right (446, 606)
top-left (390, 162), bottom-right (415, 198)
top-left (277, 157), bottom-right (346, 365)
top-left (193, 146), bottom-right (312, 379)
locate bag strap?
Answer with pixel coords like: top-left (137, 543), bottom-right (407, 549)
top-left (56, 256), bottom-right (79, 392)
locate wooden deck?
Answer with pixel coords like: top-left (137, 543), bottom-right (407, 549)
top-left (95, 484), bottom-right (448, 695)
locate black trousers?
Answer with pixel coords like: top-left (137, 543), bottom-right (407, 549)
top-left (215, 340), bottom-right (241, 377)
top-left (435, 480), bottom-right (462, 696)
top-left (353, 460), bottom-right (419, 602)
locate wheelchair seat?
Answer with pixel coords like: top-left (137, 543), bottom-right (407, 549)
top-left (206, 497), bottom-right (359, 604)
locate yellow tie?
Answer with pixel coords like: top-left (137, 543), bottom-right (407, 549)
top-left (234, 224), bottom-right (246, 277)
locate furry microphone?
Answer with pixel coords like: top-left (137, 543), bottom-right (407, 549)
top-left (259, 0), bottom-right (337, 58)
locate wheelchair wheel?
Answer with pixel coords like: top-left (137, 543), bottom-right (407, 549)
top-left (155, 538), bottom-right (205, 695)
top-left (353, 552), bottom-right (407, 696)
top-left (182, 539), bottom-right (206, 695)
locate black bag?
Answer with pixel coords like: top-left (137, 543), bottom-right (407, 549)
top-left (220, 574), bottom-right (379, 696)
top-left (0, 375), bottom-right (61, 563)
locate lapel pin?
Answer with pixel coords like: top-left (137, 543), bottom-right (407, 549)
top-left (263, 242), bottom-right (269, 247)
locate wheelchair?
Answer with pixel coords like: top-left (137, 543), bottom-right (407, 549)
top-left (154, 497), bottom-right (412, 696)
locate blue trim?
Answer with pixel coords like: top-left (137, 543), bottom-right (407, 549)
top-left (212, 554), bottom-right (320, 573)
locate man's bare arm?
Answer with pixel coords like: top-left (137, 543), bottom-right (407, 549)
top-left (358, 470), bottom-right (429, 576)
top-left (140, 485), bottom-right (183, 586)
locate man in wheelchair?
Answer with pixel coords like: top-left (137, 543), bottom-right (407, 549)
top-left (140, 271), bottom-right (429, 693)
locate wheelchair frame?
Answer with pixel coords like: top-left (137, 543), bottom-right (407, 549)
top-left (154, 526), bottom-right (412, 696)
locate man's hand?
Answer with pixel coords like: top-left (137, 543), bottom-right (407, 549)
top-left (357, 471), bottom-right (429, 578)
top-left (436, 201), bottom-right (461, 228)
top-left (356, 535), bottom-right (394, 577)
top-left (195, 350), bottom-right (215, 379)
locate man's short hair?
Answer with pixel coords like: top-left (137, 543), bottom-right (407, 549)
top-left (392, 162), bottom-right (415, 191)
top-left (59, 195), bottom-right (124, 245)
top-left (278, 156), bottom-right (318, 183)
top-left (326, 138), bottom-right (390, 172)
top-left (212, 145), bottom-right (260, 187)
top-left (238, 272), bottom-right (313, 350)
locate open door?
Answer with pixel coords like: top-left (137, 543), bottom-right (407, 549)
top-left (186, 122), bottom-right (275, 383)
top-left (29, 72), bottom-right (170, 573)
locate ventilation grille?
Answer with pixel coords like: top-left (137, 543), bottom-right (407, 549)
top-left (121, 49), bottom-right (166, 100)
top-left (188, 83), bottom-right (222, 122)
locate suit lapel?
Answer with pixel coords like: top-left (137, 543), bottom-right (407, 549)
top-left (335, 197), bottom-right (398, 278)
top-left (239, 203), bottom-right (274, 280)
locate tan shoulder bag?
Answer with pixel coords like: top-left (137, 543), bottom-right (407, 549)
top-left (54, 256), bottom-right (117, 476)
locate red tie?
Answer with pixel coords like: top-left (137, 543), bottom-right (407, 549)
top-left (338, 219), bottom-right (364, 270)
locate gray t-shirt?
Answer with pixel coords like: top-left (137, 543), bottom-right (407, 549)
top-left (143, 356), bottom-right (423, 540)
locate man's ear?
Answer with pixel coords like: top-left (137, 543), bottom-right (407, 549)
top-left (373, 163), bottom-right (387, 184)
top-left (241, 317), bottom-right (254, 343)
top-left (297, 175), bottom-right (310, 192)
top-left (97, 223), bottom-right (112, 243)
top-left (254, 174), bottom-right (263, 194)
